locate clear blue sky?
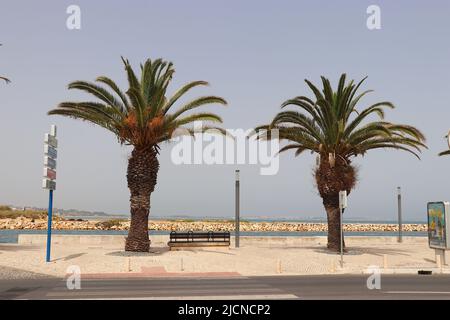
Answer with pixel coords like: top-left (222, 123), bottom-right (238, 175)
top-left (1, 0), bottom-right (449, 221)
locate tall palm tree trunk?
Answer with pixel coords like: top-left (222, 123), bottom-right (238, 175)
top-left (125, 147), bottom-right (159, 252)
top-left (323, 195), bottom-right (344, 251)
top-left (316, 156), bottom-right (355, 252)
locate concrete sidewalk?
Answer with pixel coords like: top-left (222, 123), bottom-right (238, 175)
top-left (0, 235), bottom-right (448, 279)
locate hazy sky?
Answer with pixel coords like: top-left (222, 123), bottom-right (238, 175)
top-left (1, 0), bottom-right (450, 221)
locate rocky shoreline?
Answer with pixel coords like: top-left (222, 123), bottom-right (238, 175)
top-left (0, 217), bottom-right (427, 232)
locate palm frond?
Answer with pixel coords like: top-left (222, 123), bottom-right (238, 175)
top-left (438, 150), bottom-right (450, 156)
top-left (256, 73), bottom-right (427, 162)
top-left (49, 57), bottom-right (226, 150)
top-left (96, 76), bottom-right (130, 110)
top-left (162, 81), bottom-right (209, 115)
top-left (169, 96), bottom-right (227, 120)
top-left (68, 81), bottom-right (126, 113)
top-left (171, 113), bottom-right (223, 126)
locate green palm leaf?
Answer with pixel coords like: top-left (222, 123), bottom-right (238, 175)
top-left (439, 150), bottom-right (450, 156)
top-left (257, 73), bottom-right (427, 160)
top-left (49, 57), bottom-right (227, 150)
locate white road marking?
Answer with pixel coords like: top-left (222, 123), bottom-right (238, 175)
top-left (56, 294), bottom-right (299, 300)
top-left (385, 291), bottom-right (450, 295)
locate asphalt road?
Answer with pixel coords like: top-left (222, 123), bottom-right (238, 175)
top-left (1, 274), bottom-right (450, 300)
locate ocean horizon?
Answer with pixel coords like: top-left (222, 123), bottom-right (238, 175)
top-left (62, 215), bottom-right (427, 225)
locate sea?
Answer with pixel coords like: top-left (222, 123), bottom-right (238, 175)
top-left (0, 216), bottom-right (428, 244)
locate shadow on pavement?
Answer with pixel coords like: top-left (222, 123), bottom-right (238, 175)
top-left (0, 244), bottom-right (41, 252)
top-left (53, 252), bottom-right (87, 262)
top-left (0, 265), bottom-right (57, 280)
top-left (275, 245), bottom-right (411, 257)
top-left (106, 247), bottom-right (170, 257)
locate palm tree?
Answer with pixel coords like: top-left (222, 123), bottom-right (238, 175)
top-left (438, 132), bottom-right (450, 156)
top-left (48, 57), bottom-right (227, 252)
top-left (255, 74), bottom-right (426, 251)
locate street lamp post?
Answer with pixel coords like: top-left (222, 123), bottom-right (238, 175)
top-left (235, 170), bottom-right (240, 248)
top-left (397, 186), bottom-right (403, 243)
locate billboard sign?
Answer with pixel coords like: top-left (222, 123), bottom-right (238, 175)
top-left (44, 144), bottom-right (57, 159)
top-left (45, 133), bottom-right (58, 148)
top-left (427, 202), bottom-right (450, 249)
top-left (43, 125), bottom-right (57, 190)
top-left (44, 156), bottom-right (56, 170)
top-left (43, 167), bottom-right (56, 180)
top-left (42, 178), bottom-right (56, 190)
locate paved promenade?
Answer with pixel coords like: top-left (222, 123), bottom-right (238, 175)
top-left (0, 235), bottom-right (448, 279)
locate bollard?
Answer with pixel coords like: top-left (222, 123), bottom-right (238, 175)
top-left (435, 249), bottom-right (447, 269)
top-left (436, 254), bottom-right (442, 270)
top-left (181, 257), bottom-right (184, 272)
top-left (330, 259), bottom-right (336, 273)
top-left (126, 257), bottom-right (131, 272)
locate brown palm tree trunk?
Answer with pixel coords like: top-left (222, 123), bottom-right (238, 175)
top-left (323, 194), bottom-right (344, 251)
top-left (125, 147), bottom-right (159, 252)
top-left (316, 156), bottom-right (355, 252)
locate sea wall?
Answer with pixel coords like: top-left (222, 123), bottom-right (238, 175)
top-left (17, 234), bottom-right (428, 246)
top-left (0, 217), bottom-right (427, 232)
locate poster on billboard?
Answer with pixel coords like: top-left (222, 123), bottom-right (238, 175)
top-left (43, 167), bottom-right (56, 180)
top-left (42, 178), bottom-right (56, 190)
top-left (427, 202), bottom-right (450, 249)
top-left (44, 144), bottom-right (57, 159)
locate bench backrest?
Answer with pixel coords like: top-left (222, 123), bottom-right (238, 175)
top-left (169, 231), bottom-right (230, 243)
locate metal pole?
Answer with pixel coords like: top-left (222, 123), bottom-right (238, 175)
top-left (235, 170), bottom-right (240, 248)
top-left (46, 189), bottom-right (53, 262)
top-left (397, 186), bottom-right (402, 243)
top-left (340, 207), bottom-right (344, 268)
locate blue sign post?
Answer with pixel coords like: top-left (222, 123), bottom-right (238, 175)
top-left (46, 189), bottom-right (54, 262)
top-left (43, 125), bottom-right (57, 263)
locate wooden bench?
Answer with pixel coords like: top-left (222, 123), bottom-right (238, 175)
top-left (168, 231), bottom-right (230, 250)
